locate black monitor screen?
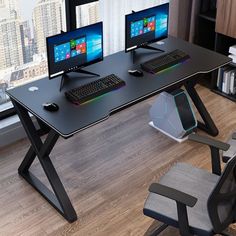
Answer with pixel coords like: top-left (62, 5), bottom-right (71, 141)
top-left (125, 3), bottom-right (169, 52)
top-left (46, 22), bottom-right (103, 79)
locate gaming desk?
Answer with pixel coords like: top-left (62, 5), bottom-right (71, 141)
top-left (6, 36), bottom-right (231, 222)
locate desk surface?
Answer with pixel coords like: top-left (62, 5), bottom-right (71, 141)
top-left (7, 36), bottom-right (231, 137)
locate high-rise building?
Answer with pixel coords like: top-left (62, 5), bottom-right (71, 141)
top-left (76, 2), bottom-right (100, 28)
top-left (0, 0), bottom-right (20, 18)
top-left (0, 4), bottom-right (10, 21)
top-left (0, 0), bottom-right (23, 70)
top-left (0, 0), bottom-right (5, 8)
top-left (20, 21), bottom-right (34, 64)
top-left (32, 0), bottom-right (62, 55)
top-left (0, 18), bottom-right (24, 70)
top-left (21, 20), bottom-right (31, 39)
top-left (6, 0), bottom-right (20, 13)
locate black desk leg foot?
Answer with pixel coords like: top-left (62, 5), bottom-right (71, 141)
top-left (12, 100), bottom-right (77, 222)
top-left (184, 83), bottom-right (219, 137)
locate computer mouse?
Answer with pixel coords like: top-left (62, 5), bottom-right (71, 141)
top-left (128, 69), bottom-right (144, 77)
top-left (43, 102), bottom-right (59, 112)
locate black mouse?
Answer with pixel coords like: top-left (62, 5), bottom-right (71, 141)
top-left (43, 102), bottom-right (59, 112)
top-left (128, 69), bottom-right (144, 77)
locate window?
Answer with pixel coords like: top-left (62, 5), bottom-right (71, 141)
top-left (0, 0), bottom-right (66, 117)
top-left (0, 0), bottom-right (168, 118)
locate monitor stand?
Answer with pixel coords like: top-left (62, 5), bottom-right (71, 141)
top-left (140, 44), bottom-right (165, 53)
top-left (59, 69), bottom-right (100, 92)
top-left (131, 45), bottom-right (165, 64)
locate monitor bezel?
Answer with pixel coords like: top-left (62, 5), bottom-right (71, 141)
top-left (125, 3), bottom-right (169, 53)
top-left (46, 21), bottom-right (104, 79)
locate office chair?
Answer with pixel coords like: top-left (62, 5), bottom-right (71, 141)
top-left (143, 133), bottom-right (236, 236)
top-left (222, 132), bottom-right (236, 163)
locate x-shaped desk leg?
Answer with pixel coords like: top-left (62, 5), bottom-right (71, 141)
top-left (12, 100), bottom-right (77, 222)
top-left (185, 80), bottom-right (219, 137)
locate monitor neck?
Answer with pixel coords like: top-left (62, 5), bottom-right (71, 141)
top-left (130, 45), bottom-right (165, 64)
top-left (59, 69), bottom-right (100, 92)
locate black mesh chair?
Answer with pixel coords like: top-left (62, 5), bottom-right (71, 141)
top-left (143, 133), bottom-right (236, 236)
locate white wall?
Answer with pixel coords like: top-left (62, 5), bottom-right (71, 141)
top-left (100, 0), bottom-right (169, 55)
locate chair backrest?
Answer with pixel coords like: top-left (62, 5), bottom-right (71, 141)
top-left (207, 155), bottom-right (236, 233)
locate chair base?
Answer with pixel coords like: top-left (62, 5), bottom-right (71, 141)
top-left (144, 221), bottom-right (232, 236)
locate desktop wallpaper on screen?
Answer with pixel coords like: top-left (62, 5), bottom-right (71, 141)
top-left (54, 36), bottom-right (87, 63)
top-left (47, 22), bottom-right (103, 78)
top-left (126, 3), bottom-right (169, 51)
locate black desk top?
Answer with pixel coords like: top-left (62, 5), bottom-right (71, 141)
top-left (7, 36), bottom-right (231, 137)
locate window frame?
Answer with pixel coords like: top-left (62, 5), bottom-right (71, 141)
top-left (0, 107), bottom-right (16, 120)
top-left (0, 0), bottom-right (75, 120)
top-left (65, 0), bottom-right (99, 31)
top-left (0, 0), bottom-right (98, 120)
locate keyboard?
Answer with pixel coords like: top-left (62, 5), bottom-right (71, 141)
top-left (65, 74), bottom-right (126, 104)
top-left (141, 49), bottom-right (190, 74)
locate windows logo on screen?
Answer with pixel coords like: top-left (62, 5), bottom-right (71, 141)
top-left (131, 16), bottom-right (155, 38)
top-left (54, 36), bottom-right (87, 63)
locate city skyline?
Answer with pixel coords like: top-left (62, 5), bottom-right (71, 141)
top-left (32, 0), bottom-right (62, 54)
top-left (0, 0), bottom-right (65, 106)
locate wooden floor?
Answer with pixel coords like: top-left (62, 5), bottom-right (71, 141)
top-left (1, 85), bottom-right (236, 236)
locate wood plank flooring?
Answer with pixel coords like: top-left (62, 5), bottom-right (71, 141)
top-left (1, 85), bottom-right (236, 236)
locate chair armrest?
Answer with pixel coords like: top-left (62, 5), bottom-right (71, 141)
top-left (223, 132), bottom-right (236, 163)
top-left (188, 133), bottom-right (230, 151)
top-left (188, 133), bottom-right (230, 175)
top-left (148, 183), bottom-right (197, 234)
top-left (232, 133), bottom-right (236, 140)
top-left (149, 183), bottom-right (197, 207)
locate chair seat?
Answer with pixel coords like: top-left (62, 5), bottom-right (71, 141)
top-left (144, 163), bottom-right (220, 236)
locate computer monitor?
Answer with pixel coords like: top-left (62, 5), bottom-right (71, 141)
top-left (125, 3), bottom-right (169, 52)
top-left (46, 22), bottom-right (103, 80)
